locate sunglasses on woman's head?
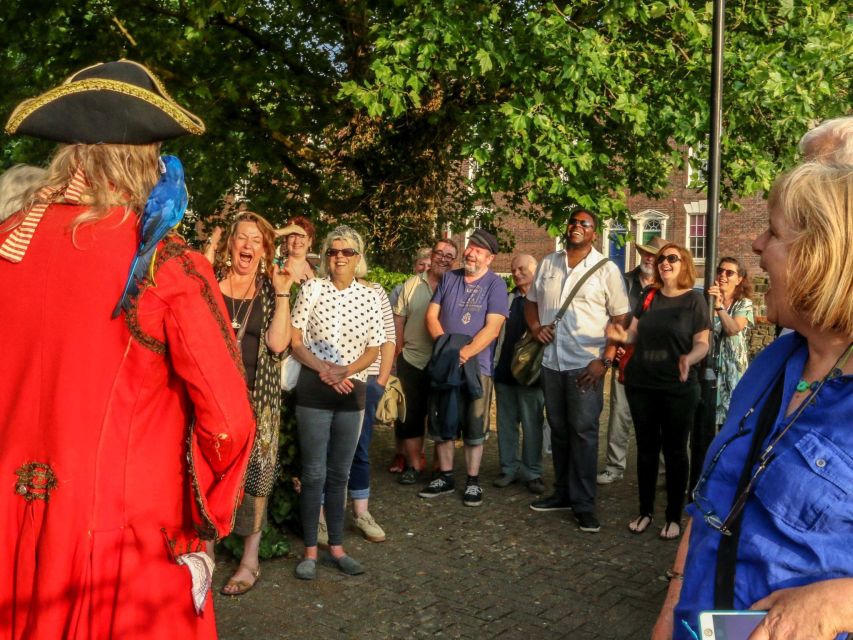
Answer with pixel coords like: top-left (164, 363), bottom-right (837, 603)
top-left (716, 267), bottom-right (738, 278)
top-left (325, 248), bottom-right (359, 258)
top-left (656, 253), bottom-right (681, 265)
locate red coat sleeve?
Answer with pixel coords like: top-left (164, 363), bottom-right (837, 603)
top-left (140, 240), bottom-right (255, 539)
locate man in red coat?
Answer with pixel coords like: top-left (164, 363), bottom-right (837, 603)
top-left (0, 60), bottom-right (255, 639)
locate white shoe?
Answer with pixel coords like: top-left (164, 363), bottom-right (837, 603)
top-left (596, 469), bottom-right (623, 485)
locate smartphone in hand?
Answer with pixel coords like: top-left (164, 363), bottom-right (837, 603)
top-left (698, 611), bottom-right (767, 640)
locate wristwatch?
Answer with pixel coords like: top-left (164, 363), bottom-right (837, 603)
top-left (601, 358), bottom-right (613, 368)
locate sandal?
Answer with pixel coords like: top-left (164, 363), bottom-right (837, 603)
top-left (220, 564), bottom-right (261, 596)
top-left (628, 514), bottom-right (653, 534)
top-left (659, 521), bottom-right (681, 540)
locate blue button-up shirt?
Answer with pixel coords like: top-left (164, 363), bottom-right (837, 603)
top-left (675, 333), bottom-right (853, 639)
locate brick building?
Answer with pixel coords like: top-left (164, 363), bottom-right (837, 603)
top-left (449, 163), bottom-right (770, 317)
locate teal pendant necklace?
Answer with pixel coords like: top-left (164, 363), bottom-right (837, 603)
top-left (795, 342), bottom-right (853, 393)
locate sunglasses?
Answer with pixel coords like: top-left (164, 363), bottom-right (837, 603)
top-left (656, 253), bottom-right (681, 265)
top-left (716, 267), bottom-right (738, 278)
top-left (567, 218), bottom-right (595, 229)
top-left (325, 248), bottom-right (359, 258)
top-left (432, 250), bottom-right (455, 261)
top-left (287, 232), bottom-right (308, 240)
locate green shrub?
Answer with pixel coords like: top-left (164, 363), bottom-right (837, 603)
top-left (366, 266), bottom-right (410, 292)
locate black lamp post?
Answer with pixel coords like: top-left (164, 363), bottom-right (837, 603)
top-left (691, 0), bottom-right (726, 490)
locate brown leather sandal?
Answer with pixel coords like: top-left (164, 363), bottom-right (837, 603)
top-left (220, 564), bottom-right (261, 596)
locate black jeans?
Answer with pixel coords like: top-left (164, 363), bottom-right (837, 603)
top-left (625, 384), bottom-right (700, 523)
top-left (540, 366), bottom-right (604, 513)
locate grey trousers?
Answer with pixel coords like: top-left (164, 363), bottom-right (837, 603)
top-left (296, 406), bottom-right (364, 547)
top-left (495, 382), bottom-right (545, 480)
top-left (602, 372), bottom-right (633, 475)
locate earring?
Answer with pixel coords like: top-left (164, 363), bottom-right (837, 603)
top-left (225, 256), bottom-right (232, 267)
top-left (260, 257), bottom-right (267, 272)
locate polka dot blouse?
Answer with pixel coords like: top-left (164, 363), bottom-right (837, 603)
top-left (291, 277), bottom-right (385, 382)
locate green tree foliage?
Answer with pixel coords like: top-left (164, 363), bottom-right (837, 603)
top-left (1, 1), bottom-right (849, 262)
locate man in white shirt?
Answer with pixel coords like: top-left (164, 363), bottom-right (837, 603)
top-left (524, 209), bottom-right (629, 532)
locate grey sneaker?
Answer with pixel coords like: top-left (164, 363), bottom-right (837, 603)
top-left (294, 558), bottom-right (317, 580)
top-left (492, 473), bottom-right (518, 488)
top-left (526, 478), bottom-right (546, 495)
top-left (324, 553), bottom-right (364, 576)
top-left (418, 476), bottom-right (455, 498)
top-left (596, 469), bottom-right (623, 485)
top-left (353, 511), bottom-right (386, 542)
top-left (462, 482), bottom-right (483, 507)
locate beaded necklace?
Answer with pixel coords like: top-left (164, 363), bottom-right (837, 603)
top-left (795, 342), bottom-right (853, 393)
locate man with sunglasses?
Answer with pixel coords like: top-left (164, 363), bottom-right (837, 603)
top-left (598, 236), bottom-right (667, 486)
top-left (392, 238), bottom-right (459, 483)
top-left (525, 208), bottom-right (629, 532)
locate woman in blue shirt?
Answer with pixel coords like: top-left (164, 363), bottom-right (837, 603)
top-left (653, 162), bottom-right (853, 640)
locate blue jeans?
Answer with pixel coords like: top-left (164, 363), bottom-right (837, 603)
top-left (348, 376), bottom-right (385, 500)
top-left (540, 366), bottom-right (604, 513)
top-left (495, 382), bottom-right (545, 481)
top-left (296, 406), bottom-right (363, 547)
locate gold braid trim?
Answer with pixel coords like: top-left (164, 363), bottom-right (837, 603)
top-left (5, 78), bottom-right (205, 135)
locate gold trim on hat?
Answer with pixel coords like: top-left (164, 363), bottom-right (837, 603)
top-left (5, 77), bottom-right (205, 136)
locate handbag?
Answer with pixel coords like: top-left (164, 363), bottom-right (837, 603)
top-left (617, 287), bottom-right (657, 384)
top-left (511, 258), bottom-right (610, 386)
top-left (281, 354), bottom-right (301, 392)
top-left (281, 279), bottom-right (322, 391)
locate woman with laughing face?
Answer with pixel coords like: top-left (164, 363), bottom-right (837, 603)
top-left (607, 243), bottom-right (711, 541)
top-left (653, 162), bottom-right (853, 640)
top-left (289, 225), bottom-right (385, 580)
top-left (214, 212), bottom-right (294, 595)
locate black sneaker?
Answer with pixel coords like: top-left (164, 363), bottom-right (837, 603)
top-left (529, 493), bottom-right (572, 512)
top-left (399, 466), bottom-right (419, 485)
top-left (462, 482), bottom-right (483, 507)
top-left (418, 476), bottom-right (455, 498)
top-left (576, 511), bottom-right (601, 533)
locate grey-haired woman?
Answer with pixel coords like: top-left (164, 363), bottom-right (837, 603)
top-left (289, 225), bottom-right (385, 580)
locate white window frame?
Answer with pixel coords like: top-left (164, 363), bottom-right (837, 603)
top-left (629, 209), bottom-right (669, 268)
top-left (684, 200), bottom-right (708, 264)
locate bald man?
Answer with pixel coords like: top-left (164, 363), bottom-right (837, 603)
top-left (492, 254), bottom-right (547, 494)
top-left (799, 116), bottom-right (853, 165)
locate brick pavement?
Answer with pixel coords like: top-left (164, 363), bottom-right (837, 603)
top-left (215, 375), bottom-right (677, 640)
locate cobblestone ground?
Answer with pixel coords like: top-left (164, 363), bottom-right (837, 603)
top-left (216, 373), bottom-right (675, 639)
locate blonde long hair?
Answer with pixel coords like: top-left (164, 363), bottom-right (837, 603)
top-left (11, 143), bottom-right (161, 232)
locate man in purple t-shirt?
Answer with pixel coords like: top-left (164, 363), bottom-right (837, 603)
top-left (419, 229), bottom-right (509, 507)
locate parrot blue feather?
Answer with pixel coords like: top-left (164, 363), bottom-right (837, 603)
top-left (112, 155), bottom-right (188, 318)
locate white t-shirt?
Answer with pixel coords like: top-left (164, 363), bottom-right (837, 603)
top-left (527, 247), bottom-right (630, 371)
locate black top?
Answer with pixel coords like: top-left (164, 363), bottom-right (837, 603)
top-left (223, 294), bottom-right (264, 392)
top-left (494, 291), bottom-right (528, 386)
top-left (294, 367), bottom-right (366, 411)
top-left (624, 289), bottom-right (711, 390)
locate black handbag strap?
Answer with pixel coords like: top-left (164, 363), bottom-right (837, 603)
top-left (713, 373), bottom-right (785, 608)
top-left (553, 258), bottom-right (610, 324)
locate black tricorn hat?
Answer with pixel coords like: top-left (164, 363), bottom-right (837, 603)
top-left (5, 59), bottom-right (205, 144)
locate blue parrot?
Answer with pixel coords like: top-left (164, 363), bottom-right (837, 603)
top-left (112, 155), bottom-right (188, 318)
